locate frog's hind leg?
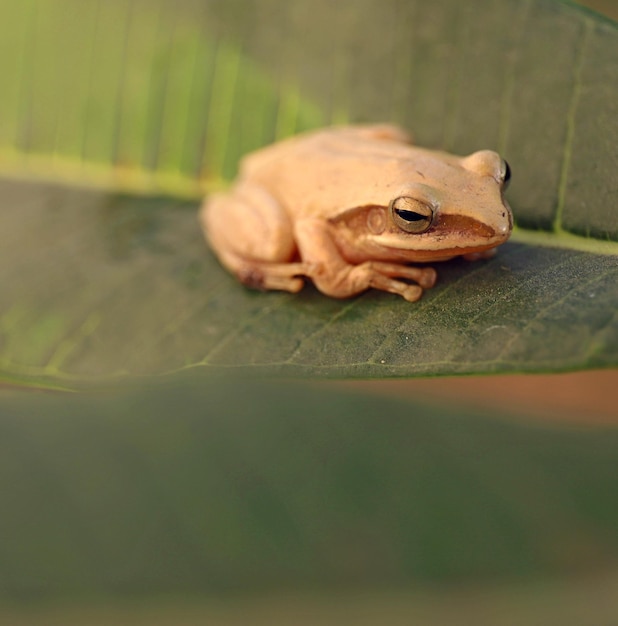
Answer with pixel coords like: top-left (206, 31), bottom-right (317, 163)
top-left (216, 249), bottom-right (307, 293)
top-left (200, 182), bottom-right (308, 293)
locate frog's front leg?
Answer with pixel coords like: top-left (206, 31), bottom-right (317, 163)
top-left (295, 219), bottom-right (436, 302)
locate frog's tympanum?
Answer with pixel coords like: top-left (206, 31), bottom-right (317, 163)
top-left (201, 124), bottom-right (512, 302)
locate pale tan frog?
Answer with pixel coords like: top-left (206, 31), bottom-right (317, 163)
top-left (201, 124), bottom-right (512, 302)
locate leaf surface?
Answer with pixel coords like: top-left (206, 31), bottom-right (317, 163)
top-left (1, 178), bottom-right (616, 385)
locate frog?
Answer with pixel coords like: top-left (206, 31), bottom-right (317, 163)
top-left (200, 123), bottom-right (512, 302)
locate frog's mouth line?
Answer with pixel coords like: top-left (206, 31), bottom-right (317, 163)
top-left (435, 214), bottom-right (498, 238)
top-left (374, 212), bottom-right (511, 251)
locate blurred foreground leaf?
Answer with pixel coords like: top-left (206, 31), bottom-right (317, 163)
top-left (1, 374), bottom-right (617, 599)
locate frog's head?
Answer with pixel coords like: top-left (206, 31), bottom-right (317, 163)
top-left (369, 149), bottom-right (513, 260)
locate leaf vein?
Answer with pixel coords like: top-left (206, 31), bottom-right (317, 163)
top-left (553, 16), bottom-right (592, 233)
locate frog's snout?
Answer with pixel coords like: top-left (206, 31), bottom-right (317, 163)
top-left (496, 221), bottom-right (510, 240)
top-left (494, 204), bottom-right (513, 240)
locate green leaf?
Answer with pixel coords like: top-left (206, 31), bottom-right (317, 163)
top-left (0, 0), bottom-right (617, 386)
top-left (1, 375), bottom-right (617, 598)
top-left (1, 178), bottom-right (616, 386)
top-left (0, 0), bottom-right (616, 243)
top-left (0, 0), bottom-right (325, 194)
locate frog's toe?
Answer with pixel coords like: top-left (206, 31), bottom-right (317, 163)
top-left (364, 272), bottom-right (424, 302)
top-left (255, 272), bottom-right (305, 293)
top-left (261, 263), bottom-right (307, 293)
top-left (402, 285), bottom-right (423, 302)
top-left (275, 277), bottom-right (304, 293)
top-left (418, 267), bottom-right (437, 289)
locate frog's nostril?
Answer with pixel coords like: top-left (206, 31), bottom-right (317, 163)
top-left (497, 214), bottom-right (512, 237)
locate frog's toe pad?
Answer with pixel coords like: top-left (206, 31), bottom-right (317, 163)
top-left (418, 267), bottom-right (437, 289)
top-left (402, 285), bottom-right (423, 302)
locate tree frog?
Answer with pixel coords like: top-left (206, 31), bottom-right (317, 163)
top-left (200, 124), bottom-right (512, 302)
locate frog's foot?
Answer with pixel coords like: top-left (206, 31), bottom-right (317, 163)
top-left (332, 262), bottom-right (436, 302)
top-left (239, 262), bottom-right (307, 293)
top-left (211, 253), bottom-right (306, 292)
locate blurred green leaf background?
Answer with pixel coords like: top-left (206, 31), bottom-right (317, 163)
top-left (1, 0), bottom-right (617, 623)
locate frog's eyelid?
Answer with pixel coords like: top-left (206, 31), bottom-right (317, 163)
top-left (394, 182), bottom-right (441, 209)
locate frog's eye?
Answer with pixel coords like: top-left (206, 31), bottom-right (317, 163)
top-left (502, 160), bottom-right (512, 190)
top-left (390, 196), bottom-right (434, 234)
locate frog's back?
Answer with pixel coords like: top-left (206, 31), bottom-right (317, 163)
top-left (237, 124), bottom-right (431, 218)
top-left (240, 124), bottom-right (413, 178)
